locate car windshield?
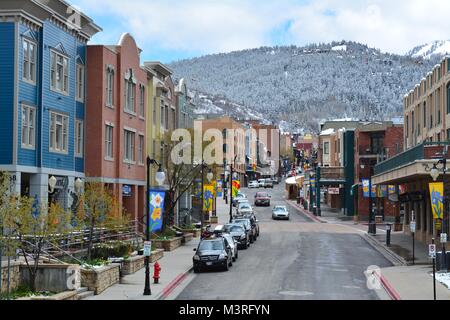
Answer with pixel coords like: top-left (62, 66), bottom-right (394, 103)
top-left (234, 219), bottom-right (250, 226)
top-left (274, 207), bottom-right (287, 212)
top-left (225, 225), bottom-right (244, 232)
top-left (256, 193), bottom-right (269, 197)
top-left (198, 240), bottom-right (224, 251)
top-left (239, 204), bottom-right (251, 210)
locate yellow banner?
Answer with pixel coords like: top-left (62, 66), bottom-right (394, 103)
top-left (429, 182), bottom-right (444, 220)
top-left (203, 184), bottom-right (214, 212)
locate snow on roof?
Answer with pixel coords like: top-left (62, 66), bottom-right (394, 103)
top-left (391, 117), bottom-right (404, 125)
top-left (320, 128), bottom-right (335, 136)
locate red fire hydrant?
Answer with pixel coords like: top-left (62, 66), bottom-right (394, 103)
top-left (153, 262), bottom-right (161, 284)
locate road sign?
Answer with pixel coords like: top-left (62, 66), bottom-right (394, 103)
top-left (143, 241), bottom-right (152, 257)
top-left (410, 221), bottom-right (416, 233)
top-left (441, 233), bottom-right (448, 244)
top-left (429, 244), bottom-right (436, 258)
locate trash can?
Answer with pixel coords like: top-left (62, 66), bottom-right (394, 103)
top-left (436, 251), bottom-right (450, 272)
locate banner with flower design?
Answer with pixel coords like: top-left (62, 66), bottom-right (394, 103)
top-left (203, 184), bottom-right (214, 212)
top-left (232, 180), bottom-right (240, 197)
top-left (150, 190), bottom-right (166, 232)
top-left (429, 182), bottom-right (444, 220)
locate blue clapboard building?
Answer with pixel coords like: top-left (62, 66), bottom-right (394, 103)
top-left (0, 0), bottom-right (101, 210)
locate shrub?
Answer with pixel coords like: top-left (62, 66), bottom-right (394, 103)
top-left (91, 241), bottom-right (133, 259)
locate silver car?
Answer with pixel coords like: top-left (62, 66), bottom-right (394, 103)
top-left (237, 202), bottom-right (253, 216)
top-left (220, 233), bottom-right (239, 262)
top-left (272, 206), bottom-right (290, 220)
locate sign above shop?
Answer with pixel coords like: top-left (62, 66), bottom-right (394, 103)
top-left (122, 185), bottom-right (132, 197)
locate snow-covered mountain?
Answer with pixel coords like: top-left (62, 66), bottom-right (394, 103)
top-left (170, 41), bottom-right (441, 132)
top-left (407, 40), bottom-right (450, 60)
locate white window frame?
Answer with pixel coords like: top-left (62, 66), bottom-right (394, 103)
top-left (75, 119), bottom-right (84, 157)
top-left (138, 134), bottom-right (144, 165)
top-left (106, 67), bottom-right (114, 108)
top-left (124, 129), bottom-right (136, 163)
top-left (49, 111), bottom-right (69, 154)
top-left (105, 124), bottom-right (114, 160)
top-left (76, 64), bottom-right (85, 102)
top-left (21, 104), bottom-right (36, 149)
top-left (139, 84), bottom-right (145, 118)
top-left (50, 50), bottom-right (69, 95)
top-left (22, 38), bottom-right (37, 84)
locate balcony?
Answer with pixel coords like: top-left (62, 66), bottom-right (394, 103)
top-left (374, 142), bottom-right (450, 175)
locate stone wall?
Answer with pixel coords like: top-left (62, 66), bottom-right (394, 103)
top-left (122, 256), bottom-right (145, 275)
top-left (20, 264), bottom-right (80, 293)
top-left (153, 237), bottom-right (183, 252)
top-left (182, 233), bottom-right (194, 244)
top-left (1, 262), bottom-right (21, 293)
top-left (81, 264), bottom-right (120, 295)
top-left (150, 249), bottom-right (164, 263)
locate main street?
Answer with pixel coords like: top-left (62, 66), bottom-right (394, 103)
top-left (176, 183), bottom-right (392, 300)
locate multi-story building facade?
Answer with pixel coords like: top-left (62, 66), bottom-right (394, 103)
top-left (85, 33), bottom-right (147, 224)
top-left (373, 57), bottom-right (450, 244)
top-left (0, 0), bottom-right (100, 210)
top-left (175, 78), bottom-right (195, 129)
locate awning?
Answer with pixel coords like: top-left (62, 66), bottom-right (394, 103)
top-left (285, 175), bottom-right (304, 186)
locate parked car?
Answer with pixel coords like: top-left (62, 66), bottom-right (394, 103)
top-left (232, 218), bottom-right (257, 243)
top-left (232, 193), bottom-right (247, 207)
top-left (224, 223), bottom-right (250, 249)
top-left (235, 198), bottom-right (250, 207)
top-left (271, 177), bottom-right (280, 185)
top-left (236, 202), bottom-right (253, 216)
top-left (248, 180), bottom-right (259, 188)
top-left (220, 233), bottom-right (239, 262)
top-left (272, 206), bottom-right (290, 220)
top-left (264, 179), bottom-right (274, 189)
top-left (240, 213), bottom-right (260, 238)
top-left (255, 191), bottom-right (271, 207)
top-left (193, 237), bottom-right (233, 272)
top-left (258, 179), bottom-right (266, 187)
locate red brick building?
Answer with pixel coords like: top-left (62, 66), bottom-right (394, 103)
top-left (86, 33), bottom-right (148, 226)
top-left (354, 122), bottom-right (404, 220)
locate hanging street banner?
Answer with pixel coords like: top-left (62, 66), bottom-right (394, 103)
top-left (377, 185), bottom-right (388, 198)
top-left (362, 179), bottom-right (373, 198)
top-left (429, 182), bottom-right (444, 220)
top-left (388, 185), bottom-right (396, 195)
top-left (310, 178), bottom-right (315, 189)
top-left (150, 190), bottom-right (166, 232)
top-left (203, 184), bottom-right (215, 212)
top-left (216, 180), bottom-right (223, 198)
top-left (232, 180), bottom-right (241, 197)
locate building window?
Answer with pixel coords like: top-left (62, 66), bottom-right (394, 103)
top-left (105, 125), bottom-right (114, 159)
top-left (21, 105), bottom-right (35, 149)
top-left (447, 84), bottom-right (450, 115)
top-left (153, 97), bottom-right (156, 125)
top-left (124, 129), bottom-right (135, 162)
top-left (160, 103), bottom-right (164, 127)
top-left (76, 64), bottom-right (85, 102)
top-left (324, 142), bottom-right (330, 155)
top-left (49, 111), bottom-right (69, 153)
top-left (165, 105), bottom-right (169, 130)
top-left (50, 51), bottom-right (69, 94)
top-left (423, 102), bottom-right (427, 128)
top-left (139, 85), bottom-right (145, 118)
top-left (75, 120), bottom-right (84, 157)
top-left (124, 70), bottom-right (136, 113)
top-left (23, 39), bottom-right (36, 84)
top-left (138, 134), bottom-right (144, 164)
top-left (106, 68), bottom-right (114, 107)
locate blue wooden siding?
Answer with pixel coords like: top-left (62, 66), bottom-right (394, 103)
top-left (0, 23), bottom-right (15, 165)
top-left (18, 24), bottom-right (39, 167)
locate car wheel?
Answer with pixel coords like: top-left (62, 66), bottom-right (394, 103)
top-left (229, 258), bottom-right (233, 267)
top-left (232, 256), bottom-right (236, 262)
top-left (194, 266), bottom-right (201, 273)
top-left (224, 261), bottom-right (229, 271)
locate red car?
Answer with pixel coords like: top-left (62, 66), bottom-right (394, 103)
top-left (254, 192), bottom-right (271, 207)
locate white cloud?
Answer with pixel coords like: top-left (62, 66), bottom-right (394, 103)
top-left (72, 0), bottom-right (450, 57)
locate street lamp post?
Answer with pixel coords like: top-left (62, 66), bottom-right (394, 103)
top-left (144, 157), bottom-right (165, 296)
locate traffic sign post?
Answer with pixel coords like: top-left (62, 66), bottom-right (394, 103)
top-left (430, 239), bottom-right (437, 301)
top-left (411, 221), bottom-right (416, 265)
top-left (143, 241), bottom-right (152, 257)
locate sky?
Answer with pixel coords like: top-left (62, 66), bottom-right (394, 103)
top-left (70, 0), bottom-right (450, 63)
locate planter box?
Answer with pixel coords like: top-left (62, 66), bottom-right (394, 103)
top-left (81, 264), bottom-right (120, 295)
top-left (182, 229), bottom-right (201, 238)
top-left (152, 236), bottom-right (183, 252)
top-left (210, 216), bottom-right (219, 224)
top-left (122, 256), bottom-right (145, 275)
top-left (150, 249), bottom-right (164, 263)
top-left (393, 223), bottom-right (403, 232)
top-left (182, 233), bottom-right (194, 244)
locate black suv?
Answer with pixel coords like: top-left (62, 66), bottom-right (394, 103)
top-left (232, 218), bottom-right (257, 243)
top-left (241, 214), bottom-right (260, 238)
top-left (193, 237), bottom-right (233, 272)
top-left (224, 223), bottom-right (250, 249)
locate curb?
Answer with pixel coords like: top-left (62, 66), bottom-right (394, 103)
top-left (373, 270), bottom-right (401, 300)
top-left (155, 266), bottom-right (193, 300)
top-left (287, 201), bottom-right (327, 223)
top-left (361, 233), bottom-right (408, 267)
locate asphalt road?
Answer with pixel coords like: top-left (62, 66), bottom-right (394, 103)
top-left (176, 184), bottom-right (392, 300)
